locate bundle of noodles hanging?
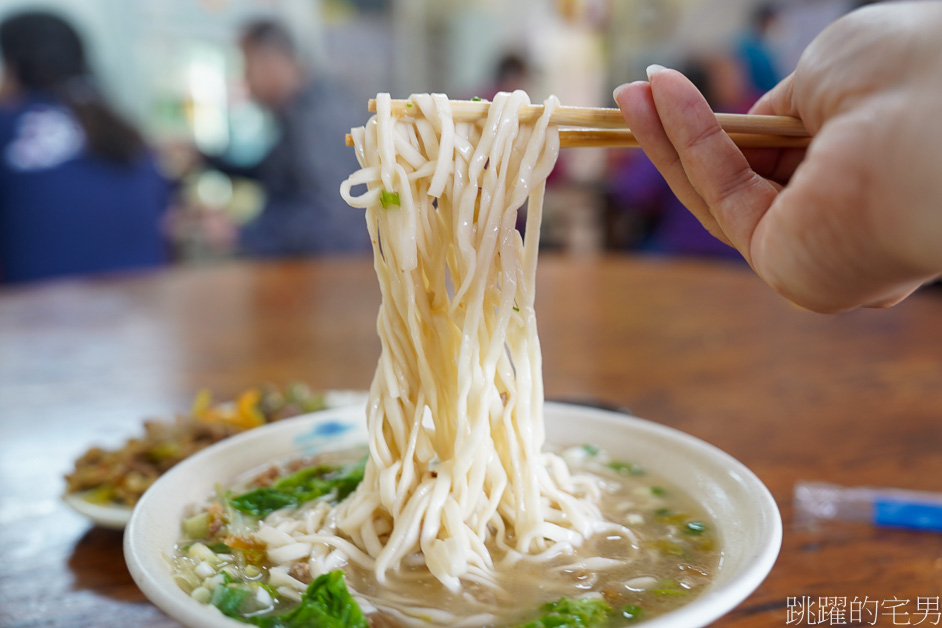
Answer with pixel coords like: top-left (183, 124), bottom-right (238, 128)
top-left (337, 91), bottom-right (618, 594)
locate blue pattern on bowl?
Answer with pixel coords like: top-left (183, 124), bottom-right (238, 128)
top-left (292, 418), bottom-right (356, 455)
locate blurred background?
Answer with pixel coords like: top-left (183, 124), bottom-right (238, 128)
top-left (0, 0), bottom-right (868, 285)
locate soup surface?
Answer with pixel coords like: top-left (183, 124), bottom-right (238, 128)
top-left (171, 443), bottom-right (718, 626)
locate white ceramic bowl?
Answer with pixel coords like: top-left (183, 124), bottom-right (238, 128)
top-left (125, 403), bottom-right (781, 627)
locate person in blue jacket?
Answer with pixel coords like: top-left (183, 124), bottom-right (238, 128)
top-left (0, 11), bottom-right (170, 284)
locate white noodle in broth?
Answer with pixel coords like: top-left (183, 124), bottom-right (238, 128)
top-left (338, 92), bottom-right (628, 598)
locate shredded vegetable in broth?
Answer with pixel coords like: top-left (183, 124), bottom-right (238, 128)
top-left (172, 92), bottom-right (720, 625)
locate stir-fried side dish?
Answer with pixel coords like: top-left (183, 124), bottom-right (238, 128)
top-left (65, 384), bottom-right (329, 507)
top-left (172, 91), bottom-right (722, 626)
top-left (173, 447), bottom-right (718, 626)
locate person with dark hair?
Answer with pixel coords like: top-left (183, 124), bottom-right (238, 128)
top-left (0, 11), bottom-right (169, 284)
top-left (494, 53), bottom-right (530, 94)
top-left (208, 19), bottom-right (367, 257)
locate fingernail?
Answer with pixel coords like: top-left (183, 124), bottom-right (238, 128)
top-left (646, 64), bottom-right (669, 80)
top-left (612, 83), bottom-right (630, 102)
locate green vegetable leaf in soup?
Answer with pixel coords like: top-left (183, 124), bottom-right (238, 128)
top-left (228, 460), bottom-right (366, 517)
top-left (515, 596), bottom-right (612, 628)
top-left (247, 570), bottom-right (368, 628)
top-left (211, 584), bottom-right (252, 617)
top-left (229, 487), bottom-right (299, 517)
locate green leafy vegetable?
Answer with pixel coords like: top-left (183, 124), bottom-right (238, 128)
top-left (215, 570), bottom-right (368, 628)
top-left (380, 190), bottom-right (401, 209)
top-left (651, 579), bottom-right (688, 596)
top-left (82, 485), bottom-right (117, 504)
top-left (275, 463), bottom-right (363, 502)
top-left (512, 306), bottom-right (520, 312)
top-left (282, 382), bottom-right (328, 413)
top-left (221, 571), bottom-right (240, 585)
top-left (229, 488), bottom-right (298, 517)
top-left (620, 604), bottom-right (643, 622)
top-left (648, 539), bottom-right (688, 558)
top-left (684, 520), bottom-right (706, 535)
top-left (515, 596), bottom-right (612, 628)
top-left (652, 508), bottom-right (689, 525)
top-left (207, 542), bottom-right (233, 554)
top-left (471, 96), bottom-right (483, 101)
top-left (607, 460), bottom-right (645, 476)
top-left (211, 584), bottom-right (252, 616)
top-left (230, 460), bottom-right (366, 517)
top-left (650, 486), bottom-right (667, 497)
top-left (259, 583), bottom-right (280, 600)
top-left (581, 444), bottom-right (600, 456)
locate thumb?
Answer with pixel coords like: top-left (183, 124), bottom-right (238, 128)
top-left (749, 72), bottom-right (799, 119)
top-left (750, 112), bottom-right (932, 313)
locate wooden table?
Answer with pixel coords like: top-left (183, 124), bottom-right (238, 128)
top-left (2, 256), bottom-right (942, 627)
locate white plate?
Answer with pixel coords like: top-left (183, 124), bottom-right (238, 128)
top-left (124, 402), bottom-right (781, 627)
top-left (64, 390), bottom-right (370, 529)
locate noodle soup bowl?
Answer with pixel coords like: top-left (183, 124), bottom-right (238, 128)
top-left (125, 402), bottom-right (781, 627)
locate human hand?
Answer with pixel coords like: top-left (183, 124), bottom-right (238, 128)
top-left (613, 2), bottom-right (942, 313)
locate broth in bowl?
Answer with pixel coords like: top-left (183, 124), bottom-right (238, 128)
top-left (169, 443), bottom-right (718, 626)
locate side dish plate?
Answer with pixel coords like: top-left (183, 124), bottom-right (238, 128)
top-left (64, 390), bottom-right (369, 529)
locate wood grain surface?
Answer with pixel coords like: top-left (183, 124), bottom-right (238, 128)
top-left (2, 255), bottom-right (941, 627)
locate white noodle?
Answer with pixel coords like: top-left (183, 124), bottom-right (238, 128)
top-left (319, 91), bottom-right (630, 622)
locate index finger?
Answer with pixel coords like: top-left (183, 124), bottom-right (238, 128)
top-left (648, 66), bottom-right (781, 264)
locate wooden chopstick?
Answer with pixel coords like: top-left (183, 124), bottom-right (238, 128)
top-left (367, 98), bottom-right (809, 136)
top-left (342, 98), bottom-right (811, 149)
top-left (344, 129), bottom-right (810, 149)
top-left (561, 128), bottom-right (812, 149)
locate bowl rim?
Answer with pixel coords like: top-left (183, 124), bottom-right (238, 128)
top-left (124, 402), bottom-right (782, 628)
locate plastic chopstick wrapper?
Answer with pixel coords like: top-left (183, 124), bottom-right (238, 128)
top-left (794, 481), bottom-right (942, 532)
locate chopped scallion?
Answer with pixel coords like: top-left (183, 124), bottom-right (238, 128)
top-left (608, 460), bottom-right (645, 476)
top-left (621, 604), bottom-right (643, 622)
top-left (684, 520), bottom-right (706, 535)
top-left (380, 190), bottom-right (401, 209)
top-left (651, 579), bottom-right (688, 596)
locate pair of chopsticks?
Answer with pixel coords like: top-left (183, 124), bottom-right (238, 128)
top-left (344, 98), bottom-right (811, 149)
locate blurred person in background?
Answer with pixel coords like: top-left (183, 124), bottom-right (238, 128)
top-left (0, 11), bottom-right (170, 284)
top-left (483, 52), bottom-right (533, 100)
top-left (205, 19), bottom-right (368, 257)
top-left (736, 3), bottom-right (782, 96)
